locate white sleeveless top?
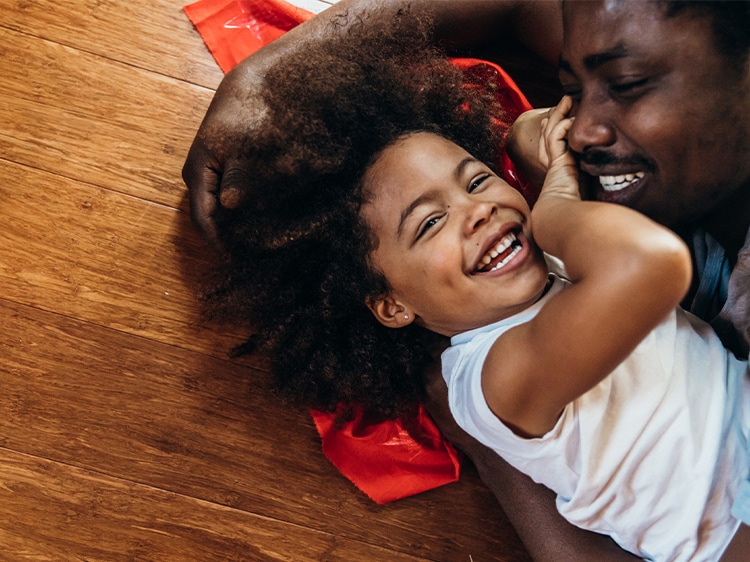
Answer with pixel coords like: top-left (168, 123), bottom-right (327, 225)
top-left (442, 273), bottom-right (749, 561)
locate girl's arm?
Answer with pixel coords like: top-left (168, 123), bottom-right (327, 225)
top-left (483, 97), bottom-right (693, 437)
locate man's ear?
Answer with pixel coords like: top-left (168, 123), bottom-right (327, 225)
top-left (365, 295), bottom-right (414, 329)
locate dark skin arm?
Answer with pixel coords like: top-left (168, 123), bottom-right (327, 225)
top-left (721, 525), bottom-right (750, 562)
top-left (181, 0), bottom-right (563, 249)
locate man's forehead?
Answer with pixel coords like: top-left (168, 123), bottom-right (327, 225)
top-left (560, 0), bottom-right (669, 66)
top-left (562, 0), bottom-right (664, 35)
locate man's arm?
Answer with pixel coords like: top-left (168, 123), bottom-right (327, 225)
top-left (182, 0), bottom-right (563, 249)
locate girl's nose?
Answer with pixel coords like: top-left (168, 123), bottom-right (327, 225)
top-left (465, 200), bottom-right (497, 234)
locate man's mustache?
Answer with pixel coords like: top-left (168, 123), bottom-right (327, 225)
top-left (576, 150), bottom-right (657, 173)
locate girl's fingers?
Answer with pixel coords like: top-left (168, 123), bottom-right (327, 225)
top-left (544, 97), bottom-right (571, 133)
top-left (548, 95), bottom-right (573, 119)
top-left (537, 97), bottom-right (574, 170)
top-left (547, 117), bottom-right (575, 162)
top-left (538, 117), bottom-right (551, 167)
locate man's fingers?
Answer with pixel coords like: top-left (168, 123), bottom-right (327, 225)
top-left (187, 166), bottom-right (223, 250)
top-left (182, 140), bottom-right (225, 250)
top-left (219, 165), bottom-right (253, 209)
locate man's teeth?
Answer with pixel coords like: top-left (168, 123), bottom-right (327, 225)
top-left (599, 171), bottom-right (645, 192)
top-left (479, 232), bottom-right (521, 272)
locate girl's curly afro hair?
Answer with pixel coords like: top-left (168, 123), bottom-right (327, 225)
top-left (205, 7), bottom-right (510, 420)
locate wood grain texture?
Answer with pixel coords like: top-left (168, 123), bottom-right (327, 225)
top-left (0, 158), bottom-right (246, 358)
top-left (0, 0), bottom-right (537, 559)
top-left (0, 26), bottom-right (211, 207)
top-left (0, 0), bottom-right (225, 88)
top-left (0, 298), bottom-right (529, 560)
top-left (0, 449), bottom-right (427, 561)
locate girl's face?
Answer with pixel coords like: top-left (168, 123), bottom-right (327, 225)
top-left (362, 132), bottom-right (550, 337)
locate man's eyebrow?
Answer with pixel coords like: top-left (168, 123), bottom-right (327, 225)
top-left (559, 43), bottom-right (630, 74)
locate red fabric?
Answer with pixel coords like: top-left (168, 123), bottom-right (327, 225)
top-left (183, 0), bottom-right (313, 73)
top-left (451, 58), bottom-right (535, 203)
top-left (184, 0), bottom-right (534, 504)
top-left (311, 405), bottom-right (461, 504)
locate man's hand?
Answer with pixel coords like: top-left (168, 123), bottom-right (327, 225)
top-left (181, 61), bottom-right (267, 251)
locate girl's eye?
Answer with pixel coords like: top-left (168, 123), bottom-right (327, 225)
top-left (469, 174), bottom-right (490, 193)
top-left (417, 215), bottom-right (443, 240)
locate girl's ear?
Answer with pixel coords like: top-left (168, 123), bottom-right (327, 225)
top-left (366, 295), bottom-right (414, 329)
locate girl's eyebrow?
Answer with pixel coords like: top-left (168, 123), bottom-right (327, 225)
top-left (396, 157), bottom-right (477, 238)
top-left (398, 190), bottom-right (438, 239)
top-left (454, 157), bottom-right (478, 181)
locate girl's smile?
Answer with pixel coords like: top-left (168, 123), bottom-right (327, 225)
top-left (362, 132), bottom-right (550, 337)
top-left (473, 228), bottom-right (532, 276)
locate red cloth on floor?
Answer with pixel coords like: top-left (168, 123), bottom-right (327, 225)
top-left (184, 0), bottom-right (533, 504)
top-left (183, 0), bottom-right (312, 73)
top-left (311, 405), bottom-right (461, 504)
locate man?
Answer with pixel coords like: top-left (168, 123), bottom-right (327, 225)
top-left (182, 1), bottom-right (750, 559)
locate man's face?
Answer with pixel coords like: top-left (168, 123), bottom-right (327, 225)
top-left (560, 0), bottom-right (750, 231)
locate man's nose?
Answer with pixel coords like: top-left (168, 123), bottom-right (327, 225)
top-left (567, 98), bottom-right (616, 155)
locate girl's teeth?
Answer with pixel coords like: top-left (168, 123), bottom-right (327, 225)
top-left (489, 244), bottom-right (522, 272)
top-left (479, 232), bottom-right (518, 270)
top-left (599, 171), bottom-right (645, 192)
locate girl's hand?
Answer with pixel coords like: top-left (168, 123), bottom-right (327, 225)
top-left (537, 97), bottom-right (580, 202)
top-left (541, 97), bottom-right (573, 163)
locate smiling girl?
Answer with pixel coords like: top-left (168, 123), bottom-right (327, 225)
top-left (206, 9), bottom-right (750, 560)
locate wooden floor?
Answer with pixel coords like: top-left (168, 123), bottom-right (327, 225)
top-left (0, 1), bottom-right (560, 559)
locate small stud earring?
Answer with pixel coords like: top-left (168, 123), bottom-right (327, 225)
top-left (403, 314), bottom-right (409, 320)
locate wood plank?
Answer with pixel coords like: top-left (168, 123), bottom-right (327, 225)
top-left (0, 26), bottom-right (211, 207)
top-left (0, 0), bottom-right (224, 89)
top-left (0, 449), bottom-right (427, 561)
top-left (0, 299), bottom-right (529, 561)
top-left (0, 158), bottom-right (244, 359)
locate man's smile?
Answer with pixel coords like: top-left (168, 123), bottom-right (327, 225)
top-left (599, 171), bottom-right (646, 192)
